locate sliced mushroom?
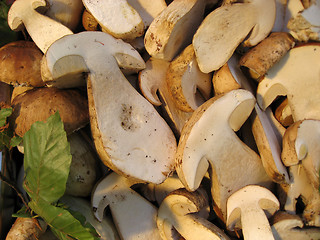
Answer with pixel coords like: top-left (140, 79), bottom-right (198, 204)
top-left (281, 119), bottom-right (320, 226)
top-left (60, 195), bottom-right (120, 240)
top-left (43, 31), bottom-right (177, 184)
top-left (239, 32), bottom-right (295, 81)
top-left (166, 44), bottom-right (212, 112)
top-left (274, 98), bottom-right (294, 127)
top-left (193, 0), bottom-right (276, 73)
top-left (91, 172), bottom-right (162, 240)
top-left (257, 43), bottom-right (320, 122)
top-left (45, 0), bottom-right (84, 31)
top-left (176, 89), bottom-right (272, 222)
top-left (144, 0), bottom-right (206, 61)
top-left (82, 9), bottom-right (99, 31)
top-left (287, 0), bottom-right (320, 42)
top-left (139, 57), bottom-right (192, 135)
top-left (226, 185), bottom-right (280, 240)
top-left (82, 0), bottom-right (144, 40)
top-left (0, 41), bottom-right (45, 87)
top-left (7, 0), bottom-right (73, 53)
top-left (9, 87), bottom-right (89, 137)
top-left (157, 188), bottom-right (230, 240)
top-left (271, 211), bottom-right (320, 240)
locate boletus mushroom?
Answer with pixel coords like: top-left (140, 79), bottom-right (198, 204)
top-left (42, 31), bottom-right (177, 184)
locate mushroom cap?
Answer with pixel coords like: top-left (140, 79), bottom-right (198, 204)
top-left (0, 41), bottom-right (45, 87)
top-left (10, 87), bottom-right (89, 137)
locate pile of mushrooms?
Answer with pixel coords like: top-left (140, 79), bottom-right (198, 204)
top-left (2, 0), bottom-right (320, 239)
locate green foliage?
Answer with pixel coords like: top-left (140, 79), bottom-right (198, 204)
top-left (0, 107), bottom-right (22, 150)
top-left (22, 112), bottom-right (99, 240)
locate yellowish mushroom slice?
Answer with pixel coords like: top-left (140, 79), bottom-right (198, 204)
top-left (271, 211), bottom-right (320, 240)
top-left (166, 44), bottom-right (212, 112)
top-left (193, 0), bottom-right (276, 73)
top-left (288, 0), bottom-right (320, 42)
top-left (144, 0), bottom-right (206, 61)
top-left (239, 32), bottom-right (295, 81)
top-left (281, 119), bottom-right (320, 226)
top-left (82, 0), bottom-right (144, 40)
top-left (257, 43), bottom-right (320, 122)
top-left (45, 0), bottom-right (84, 31)
top-left (216, 53), bottom-right (289, 184)
top-left (226, 185), bottom-right (279, 240)
top-left (157, 188), bottom-right (230, 240)
top-left (92, 172), bottom-right (162, 240)
top-left (176, 89), bottom-right (272, 222)
top-left (274, 98), bottom-right (294, 127)
top-left (138, 57), bottom-right (192, 135)
top-left (43, 31), bottom-right (177, 184)
top-left (7, 0), bottom-right (73, 53)
top-left (82, 9), bottom-right (99, 31)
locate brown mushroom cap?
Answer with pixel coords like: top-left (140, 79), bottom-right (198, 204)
top-left (10, 87), bottom-right (89, 137)
top-left (0, 41), bottom-right (45, 87)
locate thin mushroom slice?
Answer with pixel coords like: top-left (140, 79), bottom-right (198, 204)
top-left (7, 0), bottom-right (73, 53)
top-left (166, 44), bottom-right (212, 112)
top-left (138, 57), bottom-right (192, 135)
top-left (176, 89), bottom-right (272, 222)
top-left (274, 98), bottom-right (294, 127)
top-left (82, 0), bottom-right (144, 40)
top-left (271, 211), bottom-right (320, 240)
top-left (157, 188), bottom-right (230, 240)
top-left (287, 0), bottom-right (320, 42)
top-left (144, 0), bottom-right (206, 61)
top-left (226, 185), bottom-right (280, 240)
top-left (281, 119), bottom-right (320, 226)
top-left (257, 43), bottom-right (320, 122)
top-left (193, 0), bottom-right (276, 73)
top-left (43, 31), bottom-right (176, 184)
top-left (91, 172), bottom-right (162, 240)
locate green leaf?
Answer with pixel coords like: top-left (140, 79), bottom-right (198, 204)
top-left (10, 135), bottom-right (22, 147)
top-left (29, 200), bottom-right (99, 240)
top-left (12, 206), bottom-right (33, 218)
top-left (0, 107), bottom-right (12, 127)
top-left (23, 112), bottom-right (72, 204)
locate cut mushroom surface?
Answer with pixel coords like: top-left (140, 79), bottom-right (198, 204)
top-left (257, 43), bottom-right (320, 122)
top-left (166, 44), bottom-right (212, 112)
top-left (91, 172), bottom-right (162, 240)
top-left (7, 0), bottom-right (73, 53)
top-left (82, 0), bottom-right (144, 40)
top-left (193, 0), bottom-right (276, 73)
top-left (144, 0), bottom-right (206, 61)
top-left (176, 89), bottom-right (272, 221)
top-left (43, 31), bottom-right (177, 184)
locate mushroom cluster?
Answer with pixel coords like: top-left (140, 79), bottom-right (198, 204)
top-left (1, 0), bottom-right (320, 239)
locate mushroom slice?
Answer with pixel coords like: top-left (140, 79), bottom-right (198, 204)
top-left (0, 41), bottom-right (45, 87)
top-left (45, 0), bottom-right (84, 31)
top-left (157, 188), bottom-right (230, 240)
top-left (281, 119), bottom-right (320, 226)
top-left (127, 0), bottom-right (167, 29)
top-left (7, 0), bottom-right (73, 53)
top-left (239, 32), bottom-right (295, 81)
top-left (226, 185), bottom-right (279, 240)
top-left (82, 9), bottom-right (99, 31)
top-left (274, 98), bottom-right (294, 127)
top-left (193, 0), bottom-right (276, 73)
top-left (82, 0), bottom-right (144, 40)
top-left (176, 89), bottom-right (272, 222)
top-left (166, 44), bottom-right (212, 112)
top-left (9, 87), bottom-right (89, 137)
top-left (271, 211), bottom-right (320, 240)
top-left (144, 0), bottom-right (206, 61)
top-left (92, 172), bottom-right (162, 240)
top-left (60, 196), bottom-right (120, 240)
top-left (287, 0), bottom-right (320, 42)
top-left (257, 43), bottom-right (320, 122)
top-left (43, 31), bottom-right (176, 184)
top-left (139, 57), bottom-right (192, 135)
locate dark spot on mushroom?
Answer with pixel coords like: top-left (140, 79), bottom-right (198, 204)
top-left (92, 207), bottom-right (97, 212)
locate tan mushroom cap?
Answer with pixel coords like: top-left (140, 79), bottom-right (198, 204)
top-left (10, 87), bottom-right (89, 137)
top-left (0, 41), bottom-right (45, 87)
